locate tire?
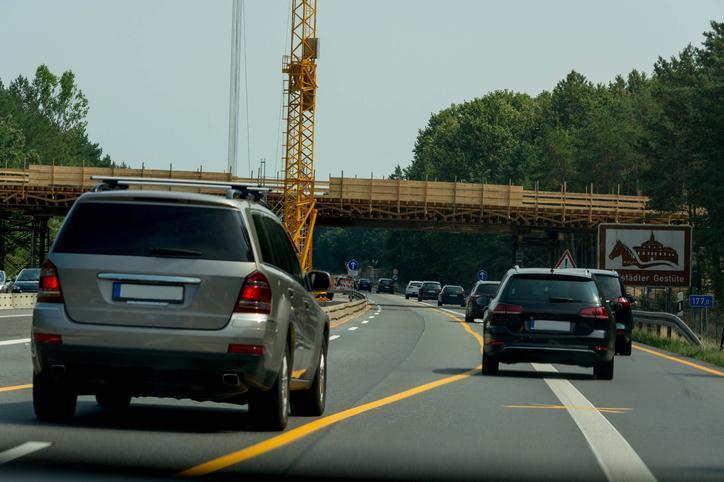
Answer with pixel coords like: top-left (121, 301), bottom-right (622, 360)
top-left (249, 346), bottom-right (290, 431)
top-left (291, 338), bottom-right (327, 416)
top-left (465, 310), bottom-right (473, 323)
top-left (482, 352), bottom-right (499, 375)
top-left (437, 301), bottom-right (442, 307)
top-left (33, 372), bottom-right (77, 421)
top-left (405, 295), bottom-right (409, 300)
top-left (594, 358), bottom-right (614, 380)
top-left (96, 388), bottom-right (132, 411)
top-left (619, 340), bottom-right (632, 356)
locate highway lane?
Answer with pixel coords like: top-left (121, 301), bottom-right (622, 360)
top-left (0, 296), bottom-right (722, 481)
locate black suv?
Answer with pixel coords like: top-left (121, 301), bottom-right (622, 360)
top-left (481, 268), bottom-right (616, 380)
top-left (417, 281), bottom-right (441, 301)
top-left (465, 281), bottom-right (500, 323)
top-left (357, 278), bottom-right (372, 292)
top-left (438, 285), bottom-right (466, 307)
top-left (376, 278), bottom-right (394, 293)
top-left (564, 269), bottom-right (634, 356)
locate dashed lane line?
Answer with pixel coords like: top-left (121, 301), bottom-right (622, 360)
top-left (0, 442), bottom-right (51, 465)
top-left (329, 335), bottom-right (340, 341)
top-left (0, 338), bottom-right (30, 347)
top-left (361, 320), bottom-right (369, 324)
top-left (348, 327), bottom-right (358, 331)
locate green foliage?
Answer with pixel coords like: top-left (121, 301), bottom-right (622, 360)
top-left (633, 329), bottom-right (724, 368)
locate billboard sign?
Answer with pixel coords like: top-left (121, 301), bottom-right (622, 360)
top-left (598, 224), bottom-right (691, 287)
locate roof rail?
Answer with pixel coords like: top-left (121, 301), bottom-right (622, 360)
top-left (89, 176), bottom-right (272, 202)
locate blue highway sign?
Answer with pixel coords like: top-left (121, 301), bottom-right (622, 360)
top-left (347, 259), bottom-right (360, 271)
top-left (477, 270), bottom-right (488, 281)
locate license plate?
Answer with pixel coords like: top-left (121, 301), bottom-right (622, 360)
top-left (529, 319), bottom-right (571, 332)
top-left (113, 283), bottom-right (184, 303)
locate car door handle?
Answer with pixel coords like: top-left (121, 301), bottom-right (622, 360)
top-left (288, 288), bottom-right (295, 299)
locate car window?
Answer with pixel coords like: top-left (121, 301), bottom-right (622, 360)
top-left (253, 214), bottom-right (304, 285)
top-left (17, 269), bottom-right (40, 281)
top-left (501, 275), bottom-right (599, 303)
top-left (0, 272), bottom-right (5, 283)
top-left (422, 282), bottom-right (439, 289)
top-left (445, 286), bottom-right (463, 293)
top-left (474, 283), bottom-right (499, 296)
top-left (593, 274), bottom-right (623, 300)
top-left (54, 201), bottom-right (253, 262)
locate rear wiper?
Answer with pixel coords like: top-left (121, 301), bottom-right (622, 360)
top-left (148, 247), bottom-right (202, 258)
top-left (549, 297), bottom-right (580, 303)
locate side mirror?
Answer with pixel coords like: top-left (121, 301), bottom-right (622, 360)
top-left (609, 301), bottom-right (623, 312)
top-left (307, 271), bottom-right (331, 292)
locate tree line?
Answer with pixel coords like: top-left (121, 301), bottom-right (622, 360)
top-left (314, 21), bottom-right (723, 298)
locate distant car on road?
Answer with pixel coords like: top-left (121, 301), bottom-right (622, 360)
top-left (31, 179), bottom-right (332, 430)
top-left (357, 278), bottom-right (372, 292)
top-left (0, 270), bottom-right (10, 293)
top-left (12, 268), bottom-right (40, 293)
top-left (481, 267), bottom-right (617, 380)
top-left (438, 285), bottom-right (465, 307)
top-left (405, 280), bottom-right (423, 299)
top-left (563, 268), bottom-right (634, 356)
top-left (417, 281), bottom-right (441, 301)
top-left (465, 281), bottom-right (500, 322)
top-left (376, 278), bottom-right (395, 294)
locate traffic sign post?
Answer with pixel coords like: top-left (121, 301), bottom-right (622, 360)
top-left (554, 249), bottom-right (576, 269)
top-left (346, 259), bottom-right (360, 272)
top-left (477, 270), bottom-right (488, 282)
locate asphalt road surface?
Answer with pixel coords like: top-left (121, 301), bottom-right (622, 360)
top-left (0, 296), bottom-right (722, 481)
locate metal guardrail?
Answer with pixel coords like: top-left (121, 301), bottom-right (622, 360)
top-left (633, 310), bottom-right (702, 346)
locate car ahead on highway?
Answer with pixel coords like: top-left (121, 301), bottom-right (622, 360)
top-left (417, 281), bottom-right (441, 301)
top-left (12, 268), bottom-right (40, 293)
top-left (481, 267), bottom-right (617, 380)
top-left (438, 285), bottom-right (465, 307)
top-left (404, 280), bottom-right (423, 299)
top-left (0, 270), bottom-right (10, 293)
top-left (465, 281), bottom-right (500, 323)
top-left (357, 278), bottom-right (372, 292)
top-left (31, 179), bottom-right (331, 430)
top-left (563, 268), bottom-right (634, 356)
top-left (376, 278), bottom-right (395, 293)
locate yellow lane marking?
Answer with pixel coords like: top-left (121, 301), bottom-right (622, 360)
top-left (179, 367), bottom-right (479, 477)
top-left (633, 344), bottom-right (724, 378)
top-left (179, 302), bottom-right (484, 478)
top-left (0, 384), bottom-right (32, 393)
top-left (504, 404), bottom-right (632, 414)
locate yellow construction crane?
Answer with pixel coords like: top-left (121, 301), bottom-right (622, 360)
top-left (282, 0), bottom-right (318, 272)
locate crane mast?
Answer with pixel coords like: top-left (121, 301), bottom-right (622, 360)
top-left (282, 0), bottom-right (318, 272)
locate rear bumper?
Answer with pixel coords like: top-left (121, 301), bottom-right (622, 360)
top-left (441, 296), bottom-right (464, 305)
top-left (31, 302), bottom-right (281, 396)
top-left (417, 292), bottom-right (438, 300)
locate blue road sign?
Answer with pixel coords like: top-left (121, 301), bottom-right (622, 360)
top-left (477, 270), bottom-right (488, 281)
top-left (347, 259), bottom-right (360, 271)
top-left (689, 295), bottom-right (714, 308)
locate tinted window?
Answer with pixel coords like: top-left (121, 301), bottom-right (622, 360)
top-left (253, 214), bottom-right (303, 284)
top-left (54, 202), bottom-right (253, 262)
top-left (0, 272), bottom-right (5, 283)
top-left (445, 286), bottom-right (463, 293)
top-left (411, 282), bottom-right (422, 287)
top-left (379, 279), bottom-right (392, 285)
top-left (17, 269), bottom-right (40, 281)
top-left (422, 282), bottom-right (440, 290)
top-left (501, 275), bottom-right (599, 303)
top-left (474, 283), bottom-right (499, 296)
top-left (593, 275), bottom-right (623, 300)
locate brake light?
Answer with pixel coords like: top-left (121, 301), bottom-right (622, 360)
top-left (493, 303), bottom-right (523, 315)
top-left (614, 296), bottom-right (630, 307)
top-left (580, 306), bottom-right (608, 320)
top-left (593, 345), bottom-right (609, 352)
top-left (33, 333), bottom-right (62, 344)
top-left (37, 260), bottom-right (63, 303)
top-left (228, 344), bottom-right (264, 355)
top-left (234, 271), bottom-right (272, 314)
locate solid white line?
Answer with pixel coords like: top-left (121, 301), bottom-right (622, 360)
top-left (531, 363), bottom-right (656, 482)
top-left (0, 442), bottom-right (52, 465)
top-left (329, 335), bottom-right (340, 341)
top-left (0, 314), bottom-right (31, 319)
top-left (348, 327), bottom-right (358, 331)
top-left (0, 338), bottom-right (30, 347)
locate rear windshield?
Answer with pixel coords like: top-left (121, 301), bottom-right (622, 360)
top-left (501, 275), bottom-right (599, 303)
top-left (379, 279), bottom-right (392, 285)
top-left (474, 283), bottom-right (499, 296)
top-left (445, 286), bottom-right (463, 293)
top-left (17, 269), bottom-right (40, 281)
top-left (422, 282), bottom-right (440, 289)
top-left (593, 274), bottom-right (623, 300)
top-left (54, 201), bottom-right (254, 262)
top-left (410, 282), bottom-right (422, 287)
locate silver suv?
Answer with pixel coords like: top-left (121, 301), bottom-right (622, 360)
top-left (31, 178), bottom-right (331, 430)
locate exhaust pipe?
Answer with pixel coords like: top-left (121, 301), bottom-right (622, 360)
top-left (222, 373), bottom-right (240, 386)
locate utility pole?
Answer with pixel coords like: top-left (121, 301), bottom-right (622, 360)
top-left (227, 0), bottom-right (242, 176)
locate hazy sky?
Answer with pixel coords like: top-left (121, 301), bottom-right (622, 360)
top-left (1, 1), bottom-right (721, 179)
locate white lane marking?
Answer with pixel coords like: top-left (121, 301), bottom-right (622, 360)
top-left (369, 315), bottom-right (376, 319)
top-left (329, 335), bottom-right (340, 341)
top-left (531, 363), bottom-right (656, 482)
top-left (0, 442), bottom-right (52, 465)
top-left (0, 338), bottom-right (30, 347)
top-left (361, 320), bottom-right (369, 324)
top-left (0, 314), bottom-right (31, 319)
top-left (348, 327), bottom-right (358, 331)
